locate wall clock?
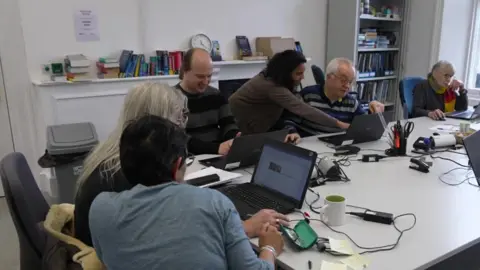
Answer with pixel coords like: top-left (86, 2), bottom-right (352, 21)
top-left (190, 33), bottom-right (213, 52)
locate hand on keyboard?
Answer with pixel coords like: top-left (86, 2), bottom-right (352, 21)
top-left (243, 209), bottom-right (290, 238)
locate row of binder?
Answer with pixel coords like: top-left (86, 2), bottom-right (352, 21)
top-left (357, 52), bottom-right (395, 78)
top-left (353, 80), bottom-right (391, 103)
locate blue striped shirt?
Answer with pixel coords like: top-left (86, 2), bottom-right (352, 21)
top-left (281, 85), bottom-right (367, 136)
top-left (300, 85), bottom-right (366, 123)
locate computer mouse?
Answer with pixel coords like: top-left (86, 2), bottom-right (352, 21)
top-left (438, 118), bottom-right (446, 121)
top-left (433, 132), bottom-right (440, 136)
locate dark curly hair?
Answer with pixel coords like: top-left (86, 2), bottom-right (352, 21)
top-left (262, 50), bottom-right (306, 91)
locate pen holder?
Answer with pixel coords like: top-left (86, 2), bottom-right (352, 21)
top-left (387, 121), bottom-right (413, 156)
top-left (398, 138), bottom-right (407, 155)
top-left (386, 134), bottom-right (408, 156)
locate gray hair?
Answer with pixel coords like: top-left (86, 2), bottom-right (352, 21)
top-left (76, 82), bottom-right (187, 191)
top-left (325, 58), bottom-right (355, 75)
top-left (431, 60), bottom-right (455, 73)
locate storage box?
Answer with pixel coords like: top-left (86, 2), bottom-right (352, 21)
top-left (256, 37), bottom-right (296, 57)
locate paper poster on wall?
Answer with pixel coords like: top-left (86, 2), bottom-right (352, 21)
top-left (74, 9), bottom-right (100, 42)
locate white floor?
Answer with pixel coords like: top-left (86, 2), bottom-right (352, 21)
top-left (0, 197), bottom-right (19, 270)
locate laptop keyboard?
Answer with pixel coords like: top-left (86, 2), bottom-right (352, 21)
top-left (222, 185), bottom-right (289, 214)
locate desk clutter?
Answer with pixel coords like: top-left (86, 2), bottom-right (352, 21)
top-left (197, 119), bottom-right (480, 267)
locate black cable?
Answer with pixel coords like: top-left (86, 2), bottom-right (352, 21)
top-left (306, 188), bottom-right (322, 214)
top-left (309, 214), bottom-right (416, 255)
top-left (243, 169), bottom-right (252, 175)
top-left (312, 156), bottom-right (351, 185)
top-left (468, 178), bottom-right (480, 187)
top-left (336, 155), bottom-right (353, 167)
top-left (430, 154), bottom-right (470, 167)
top-left (361, 148), bottom-right (386, 153)
top-left (304, 188), bottom-right (416, 255)
top-left (438, 167), bottom-right (471, 186)
top-left (447, 149), bottom-right (468, 155)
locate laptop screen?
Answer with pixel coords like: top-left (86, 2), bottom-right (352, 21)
top-left (252, 142), bottom-right (314, 202)
top-left (464, 130), bottom-right (480, 185)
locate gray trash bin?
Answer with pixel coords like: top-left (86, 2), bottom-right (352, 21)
top-left (46, 122), bottom-right (98, 203)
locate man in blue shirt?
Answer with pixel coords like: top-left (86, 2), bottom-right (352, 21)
top-left (89, 115), bottom-right (284, 270)
top-left (284, 58), bottom-right (384, 136)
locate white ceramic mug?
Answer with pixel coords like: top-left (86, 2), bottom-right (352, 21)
top-left (460, 122), bottom-right (470, 133)
top-left (320, 195), bottom-right (346, 226)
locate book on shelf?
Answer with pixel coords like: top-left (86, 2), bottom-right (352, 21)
top-left (64, 54), bottom-right (90, 68)
top-left (116, 49), bottom-right (185, 78)
top-left (53, 49), bottom-right (188, 81)
top-left (354, 80), bottom-right (390, 103)
top-left (357, 51), bottom-right (395, 78)
top-left (358, 28), bottom-right (398, 49)
top-left (64, 54), bottom-right (92, 81)
top-left (96, 61), bottom-right (120, 79)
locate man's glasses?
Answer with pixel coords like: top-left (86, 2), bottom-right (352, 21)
top-left (333, 74), bottom-right (354, 86)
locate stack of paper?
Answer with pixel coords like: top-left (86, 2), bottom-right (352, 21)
top-left (325, 238), bottom-right (371, 270)
top-left (184, 166), bottom-right (242, 188)
top-left (429, 124), bottom-right (459, 133)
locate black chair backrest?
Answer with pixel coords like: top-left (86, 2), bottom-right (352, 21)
top-left (0, 152), bottom-right (49, 269)
top-left (311, 65), bottom-right (325, 86)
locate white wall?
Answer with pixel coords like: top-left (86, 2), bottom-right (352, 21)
top-left (438, 0), bottom-right (475, 81)
top-left (404, 0), bottom-right (475, 82)
top-left (0, 0), bottom-right (39, 176)
top-left (0, 0), bottom-right (328, 185)
top-left (18, 0), bottom-right (141, 81)
top-left (18, 0), bottom-right (327, 86)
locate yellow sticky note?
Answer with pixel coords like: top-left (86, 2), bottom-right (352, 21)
top-left (321, 261), bottom-right (347, 270)
top-left (340, 253), bottom-right (371, 270)
top-left (328, 237), bottom-right (354, 255)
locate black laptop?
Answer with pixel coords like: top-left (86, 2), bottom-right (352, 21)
top-left (317, 112), bottom-right (391, 146)
top-left (463, 130), bottom-right (480, 185)
top-left (199, 130), bottom-right (288, 170)
top-left (219, 140), bottom-right (317, 219)
top-left (445, 106), bottom-right (480, 120)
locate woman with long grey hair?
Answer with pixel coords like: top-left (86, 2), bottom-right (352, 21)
top-left (74, 82), bottom-right (188, 246)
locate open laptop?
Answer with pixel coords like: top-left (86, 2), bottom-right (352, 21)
top-left (219, 140), bottom-right (317, 219)
top-left (198, 130), bottom-right (288, 170)
top-left (445, 106), bottom-right (480, 120)
top-left (317, 112), bottom-right (392, 146)
top-left (463, 130), bottom-right (480, 186)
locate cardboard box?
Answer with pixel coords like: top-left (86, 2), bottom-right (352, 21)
top-left (256, 37), bottom-right (296, 57)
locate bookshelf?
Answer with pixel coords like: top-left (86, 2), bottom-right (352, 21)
top-left (326, 0), bottom-right (408, 116)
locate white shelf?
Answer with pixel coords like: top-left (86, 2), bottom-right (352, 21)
top-left (358, 47), bottom-right (400, 52)
top-left (359, 14), bottom-right (402, 21)
top-left (32, 57), bottom-right (311, 87)
top-left (32, 75), bottom-right (180, 86)
top-left (212, 60), bottom-right (267, 66)
top-left (357, 75), bottom-right (397, 82)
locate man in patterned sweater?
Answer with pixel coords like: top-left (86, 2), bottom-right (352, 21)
top-left (284, 58), bottom-right (385, 136)
top-left (176, 48), bottom-right (240, 155)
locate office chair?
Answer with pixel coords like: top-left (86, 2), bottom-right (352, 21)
top-left (311, 65), bottom-right (325, 86)
top-left (399, 77), bottom-right (424, 118)
top-left (0, 152), bottom-right (49, 270)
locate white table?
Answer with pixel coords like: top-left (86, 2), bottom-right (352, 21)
top-left (189, 117), bottom-right (479, 270)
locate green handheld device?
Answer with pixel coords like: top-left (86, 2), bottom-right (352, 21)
top-left (280, 220), bottom-right (318, 250)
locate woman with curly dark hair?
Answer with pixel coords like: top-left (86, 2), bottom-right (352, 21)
top-left (229, 50), bottom-right (349, 135)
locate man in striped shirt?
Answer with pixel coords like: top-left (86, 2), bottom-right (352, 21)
top-left (176, 48), bottom-right (240, 155)
top-left (284, 58), bottom-right (384, 136)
